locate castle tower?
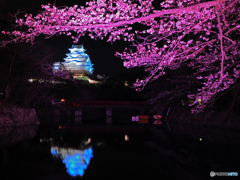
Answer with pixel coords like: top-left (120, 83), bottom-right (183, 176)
top-left (53, 45), bottom-right (94, 77)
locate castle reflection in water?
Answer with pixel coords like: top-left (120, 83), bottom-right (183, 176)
top-left (51, 146), bottom-right (93, 177)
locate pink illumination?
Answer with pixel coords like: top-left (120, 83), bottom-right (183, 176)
top-left (1, 0), bottom-right (240, 113)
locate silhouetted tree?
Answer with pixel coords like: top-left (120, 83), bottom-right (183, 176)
top-left (0, 39), bottom-right (67, 106)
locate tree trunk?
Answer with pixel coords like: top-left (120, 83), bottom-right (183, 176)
top-left (4, 84), bottom-right (11, 102)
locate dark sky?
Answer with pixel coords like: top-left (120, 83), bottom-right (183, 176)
top-left (1, 0), bottom-right (133, 76)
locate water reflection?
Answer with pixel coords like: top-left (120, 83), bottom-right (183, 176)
top-left (0, 125), bottom-right (39, 146)
top-left (51, 146), bottom-right (93, 177)
top-left (1, 123), bottom-right (239, 179)
top-left (124, 134), bottom-right (129, 141)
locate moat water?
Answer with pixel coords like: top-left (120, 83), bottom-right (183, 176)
top-left (0, 122), bottom-right (239, 180)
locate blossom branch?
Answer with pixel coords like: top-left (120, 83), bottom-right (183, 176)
top-left (216, 6), bottom-right (224, 77)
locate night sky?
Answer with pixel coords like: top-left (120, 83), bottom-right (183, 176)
top-left (1, 0), bottom-right (133, 76)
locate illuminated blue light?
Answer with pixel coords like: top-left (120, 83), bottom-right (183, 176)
top-left (51, 149), bottom-right (58, 157)
top-left (51, 146), bottom-right (93, 177)
top-left (53, 62), bottom-right (61, 71)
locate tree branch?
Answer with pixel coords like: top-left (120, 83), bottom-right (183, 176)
top-left (37, 0), bottom-right (227, 30)
top-left (224, 25), bottom-right (240, 36)
top-left (216, 6), bottom-right (224, 77)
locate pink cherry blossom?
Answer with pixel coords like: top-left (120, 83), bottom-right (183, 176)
top-left (1, 0), bottom-right (240, 112)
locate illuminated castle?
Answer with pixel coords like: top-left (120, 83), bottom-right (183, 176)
top-left (53, 45), bottom-right (94, 78)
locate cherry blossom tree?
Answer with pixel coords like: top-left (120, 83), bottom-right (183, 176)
top-left (1, 0), bottom-right (240, 112)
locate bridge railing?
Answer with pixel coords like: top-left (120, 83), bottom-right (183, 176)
top-left (67, 101), bottom-right (150, 107)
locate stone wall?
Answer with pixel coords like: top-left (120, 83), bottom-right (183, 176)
top-left (34, 106), bottom-right (74, 124)
top-left (0, 102), bottom-right (40, 126)
top-left (35, 106), bottom-right (73, 117)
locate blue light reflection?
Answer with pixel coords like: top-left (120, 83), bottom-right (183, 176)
top-left (51, 146), bottom-right (93, 177)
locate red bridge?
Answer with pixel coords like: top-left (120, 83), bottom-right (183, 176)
top-left (67, 101), bottom-right (150, 107)
top-left (63, 101), bottom-right (152, 125)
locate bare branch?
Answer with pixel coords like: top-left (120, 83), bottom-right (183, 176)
top-left (224, 25), bottom-right (240, 35)
top-left (216, 6), bottom-right (224, 77)
top-left (222, 35), bottom-right (236, 44)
